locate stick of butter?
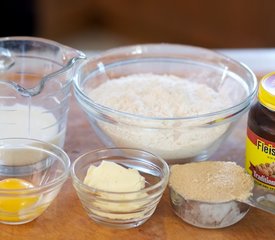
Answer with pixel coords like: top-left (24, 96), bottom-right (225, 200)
top-left (84, 161), bottom-right (148, 220)
top-left (84, 161), bottom-right (145, 192)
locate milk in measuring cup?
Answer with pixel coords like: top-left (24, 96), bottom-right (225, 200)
top-left (0, 37), bottom-right (85, 169)
top-left (0, 104), bottom-right (65, 166)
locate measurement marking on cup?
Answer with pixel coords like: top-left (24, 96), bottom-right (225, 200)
top-left (0, 122), bottom-right (16, 125)
top-left (0, 109), bottom-right (17, 112)
top-left (0, 96), bottom-right (16, 99)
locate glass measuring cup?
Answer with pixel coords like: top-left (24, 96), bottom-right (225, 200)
top-left (0, 37), bottom-right (85, 171)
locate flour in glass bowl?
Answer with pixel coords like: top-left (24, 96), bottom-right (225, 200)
top-left (87, 73), bottom-right (233, 160)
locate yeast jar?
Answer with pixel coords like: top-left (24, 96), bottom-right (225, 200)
top-left (246, 72), bottom-right (275, 190)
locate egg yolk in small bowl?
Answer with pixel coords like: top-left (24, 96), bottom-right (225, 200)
top-left (0, 178), bottom-right (40, 223)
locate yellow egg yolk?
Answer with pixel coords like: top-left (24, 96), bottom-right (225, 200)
top-left (0, 178), bottom-right (39, 222)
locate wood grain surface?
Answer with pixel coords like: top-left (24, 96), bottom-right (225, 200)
top-left (1, 73), bottom-right (275, 240)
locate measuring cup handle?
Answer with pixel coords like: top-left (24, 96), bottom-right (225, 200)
top-left (246, 186), bottom-right (275, 215)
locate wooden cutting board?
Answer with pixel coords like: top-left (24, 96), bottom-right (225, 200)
top-left (1, 80), bottom-right (275, 240)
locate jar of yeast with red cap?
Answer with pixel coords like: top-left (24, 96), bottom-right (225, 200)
top-left (245, 72), bottom-right (275, 190)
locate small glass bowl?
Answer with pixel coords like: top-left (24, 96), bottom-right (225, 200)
top-left (71, 148), bottom-right (169, 229)
top-left (169, 187), bottom-right (250, 229)
top-left (0, 138), bottom-right (70, 225)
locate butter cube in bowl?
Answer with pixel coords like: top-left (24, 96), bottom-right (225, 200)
top-left (71, 148), bottom-right (169, 229)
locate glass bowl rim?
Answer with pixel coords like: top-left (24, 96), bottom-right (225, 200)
top-left (0, 137), bottom-right (70, 194)
top-left (74, 43), bottom-right (258, 122)
top-left (71, 147), bottom-right (170, 196)
top-left (169, 185), bottom-right (251, 205)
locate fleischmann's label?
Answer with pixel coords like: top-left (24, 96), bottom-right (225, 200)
top-left (245, 128), bottom-right (275, 190)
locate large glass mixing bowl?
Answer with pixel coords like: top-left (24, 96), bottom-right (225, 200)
top-left (74, 44), bottom-right (257, 163)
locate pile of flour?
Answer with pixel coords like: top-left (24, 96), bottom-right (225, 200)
top-left (89, 73), bottom-right (231, 118)
top-left (88, 73), bottom-right (232, 160)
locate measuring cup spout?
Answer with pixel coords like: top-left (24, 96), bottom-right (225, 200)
top-left (0, 36), bottom-right (86, 97)
top-left (21, 49), bottom-right (86, 97)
